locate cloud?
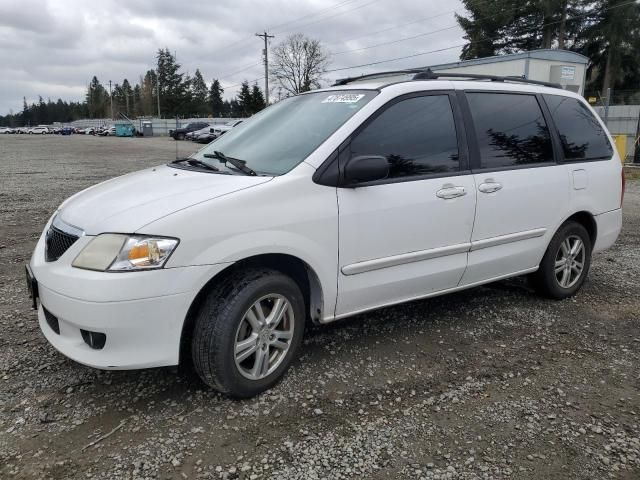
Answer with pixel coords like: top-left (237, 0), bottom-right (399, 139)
top-left (0, 0), bottom-right (467, 114)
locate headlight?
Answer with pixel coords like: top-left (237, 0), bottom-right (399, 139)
top-left (72, 234), bottom-right (179, 272)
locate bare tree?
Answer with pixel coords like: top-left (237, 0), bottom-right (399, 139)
top-left (270, 33), bottom-right (330, 96)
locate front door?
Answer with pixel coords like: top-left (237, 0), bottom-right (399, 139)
top-left (335, 92), bottom-right (477, 317)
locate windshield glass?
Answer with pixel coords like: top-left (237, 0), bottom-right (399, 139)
top-left (191, 90), bottom-right (377, 175)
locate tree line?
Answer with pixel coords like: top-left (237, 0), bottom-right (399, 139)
top-left (456, 0), bottom-right (640, 101)
top-left (0, 49), bottom-right (268, 127)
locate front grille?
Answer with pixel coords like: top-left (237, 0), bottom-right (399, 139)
top-left (45, 226), bottom-right (79, 262)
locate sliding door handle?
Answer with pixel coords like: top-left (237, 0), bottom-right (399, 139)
top-left (478, 181), bottom-right (502, 193)
top-left (436, 185), bottom-right (467, 199)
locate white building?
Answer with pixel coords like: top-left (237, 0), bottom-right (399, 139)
top-left (426, 49), bottom-right (588, 95)
top-left (345, 49), bottom-right (588, 95)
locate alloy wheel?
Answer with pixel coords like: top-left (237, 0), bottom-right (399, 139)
top-left (554, 235), bottom-right (585, 288)
top-left (234, 294), bottom-right (295, 380)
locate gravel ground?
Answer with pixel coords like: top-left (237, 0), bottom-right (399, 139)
top-left (1, 135), bottom-right (639, 480)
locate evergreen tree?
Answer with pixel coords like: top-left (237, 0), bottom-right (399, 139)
top-left (249, 83), bottom-right (266, 114)
top-left (132, 84), bottom-right (142, 117)
top-left (190, 69), bottom-right (209, 116)
top-left (455, 0), bottom-right (583, 60)
top-left (209, 79), bottom-right (224, 117)
top-left (142, 70), bottom-right (158, 116)
top-left (86, 76), bottom-right (108, 118)
top-left (156, 48), bottom-right (189, 117)
top-left (121, 79), bottom-right (134, 116)
top-left (576, 0), bottom-right (640, 97)
top-left (237, 81), bottom-right (252, 116)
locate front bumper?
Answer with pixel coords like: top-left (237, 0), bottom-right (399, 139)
top-left (30, 225), bottom-right (231, 369)
top-left (38, 284), bottom-right (193, 369)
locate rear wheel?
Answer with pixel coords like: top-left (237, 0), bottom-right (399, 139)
top-left (177, 133), bottom-right (185, 140)
top-left (531, 221), bottom-right (592, 299)
top-left (191, 269), bottom-right (305, 398)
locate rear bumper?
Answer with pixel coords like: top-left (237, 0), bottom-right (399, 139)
top-left (593, 208), bottom-right (622, 253)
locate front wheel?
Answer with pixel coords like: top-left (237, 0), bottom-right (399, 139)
top-left (531, 221), bottom-right (592, 299)
top-left (191, 269), bottom-right (305, 398)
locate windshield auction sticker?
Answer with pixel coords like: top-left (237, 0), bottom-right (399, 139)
top-left (322, 94), bottom-right (365, 104)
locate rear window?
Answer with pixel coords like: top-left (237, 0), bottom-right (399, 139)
top-left (543, 95), bottom-right (613, 161)
top-left (466, 93), bottom-right (554, 169)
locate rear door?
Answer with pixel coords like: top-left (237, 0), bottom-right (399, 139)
top-left (335, 92), bottom-right (477, 317)
top-left (458, 91), bottom-right (570, 286)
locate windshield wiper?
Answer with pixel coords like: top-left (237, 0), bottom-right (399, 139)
top-left (204, 151), bottom-right (257, 176)
top-left (170, 157), bottom-right (220, 172)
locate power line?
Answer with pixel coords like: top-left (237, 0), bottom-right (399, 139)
top-left (205, 0), bottom-right (367, 61)
top-left (218, 62), bottom-right (262, 80)
top-left (332, 24), bottom-right (460, 55)
top-left (221, 76), bottom-right (266, 90)
top-left (273, 0), bottom-right (384, 35)
top-left (330, 1), bottom-right (531, 56)
top-left (268, 0), bottom-right (362, 32)
top-left (326, 0), bottom-right (637, 74)
top-left (325, 10), bottom-right (455, 46)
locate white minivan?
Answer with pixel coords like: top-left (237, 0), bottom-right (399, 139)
top-left (27, 71), bottom-right (623, 397)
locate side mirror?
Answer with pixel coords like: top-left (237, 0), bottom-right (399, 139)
top-left (342, 155), bottom-right (389, 186)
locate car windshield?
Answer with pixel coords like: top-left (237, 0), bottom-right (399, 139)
top-left (191, 90), bottom-right (377, 175)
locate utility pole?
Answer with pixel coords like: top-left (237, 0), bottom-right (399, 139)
top-left (255, 31), bottom-right (274, 105)
top-left (108, 80), bottom-right (114, 120)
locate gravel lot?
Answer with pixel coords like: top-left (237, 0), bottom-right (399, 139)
top-left (1, 135), bottom-right (639, 479)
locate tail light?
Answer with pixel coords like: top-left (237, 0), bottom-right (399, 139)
top-left (621, 169), bottom-right (626, 208)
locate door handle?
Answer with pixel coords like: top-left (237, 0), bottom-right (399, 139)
top-left (478, 180), bottom-right (502, 193)
top-left (436, 185), bottom-right (467, 199)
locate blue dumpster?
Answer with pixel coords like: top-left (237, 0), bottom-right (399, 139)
top-left (115, 122), bottom-right (135, 137)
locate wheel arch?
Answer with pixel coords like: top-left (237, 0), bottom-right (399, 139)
top-left (563, 210), bottom-right (597, 247)
top-left (179, 253), bottom-right (324, 365)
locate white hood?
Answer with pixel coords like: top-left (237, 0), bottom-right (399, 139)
top-left (58, 164), bottom-right (271, 235)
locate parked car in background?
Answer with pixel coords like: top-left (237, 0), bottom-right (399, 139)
top-left (60, 127), bottom-right (74, 136)
top-left (170, 122), bottom-right (210, 140)
top-left (17, 127), bottom-right (30, 134)
top-left (193, 131), bottom-right (216, 144)
top-left (212, 120), bottom-right (243, 137)
top-left (0, 127), bottom-right (15, 134)
top-left (28, 126), bottom-right (49, 134)
top-left (187, 125), bottom-right (215, 141)
top-left (98, 126), bottom-right (116, 136)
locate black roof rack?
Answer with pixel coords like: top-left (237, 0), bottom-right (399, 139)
top-left (333, 68), bottom-right (562, 89)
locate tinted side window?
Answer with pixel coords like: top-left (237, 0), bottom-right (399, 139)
top-left (544, 94), bottom-right (613, 161)
top-left (467, 93), bottom-right (554, 168)
top-left (350, 95), bottom-right (459, 179)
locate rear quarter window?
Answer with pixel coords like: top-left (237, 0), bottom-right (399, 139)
top-left (543, 94), bottom-right (613, 161)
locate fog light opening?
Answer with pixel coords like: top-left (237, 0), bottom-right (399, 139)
top-left (42, 306), bottom-right (60, 335)
top-left (80, 329), bottom-right (106, 350)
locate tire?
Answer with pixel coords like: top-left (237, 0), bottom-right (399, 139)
top-left (531, 221), bottom-right (592, 299)
top-left (177, 133), bottom-right (185, 140)
top-left (192, 268), bottom-right (305, 398)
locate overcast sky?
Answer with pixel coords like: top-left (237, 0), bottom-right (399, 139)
top-left (0, 0), bottom-right (469, 114)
